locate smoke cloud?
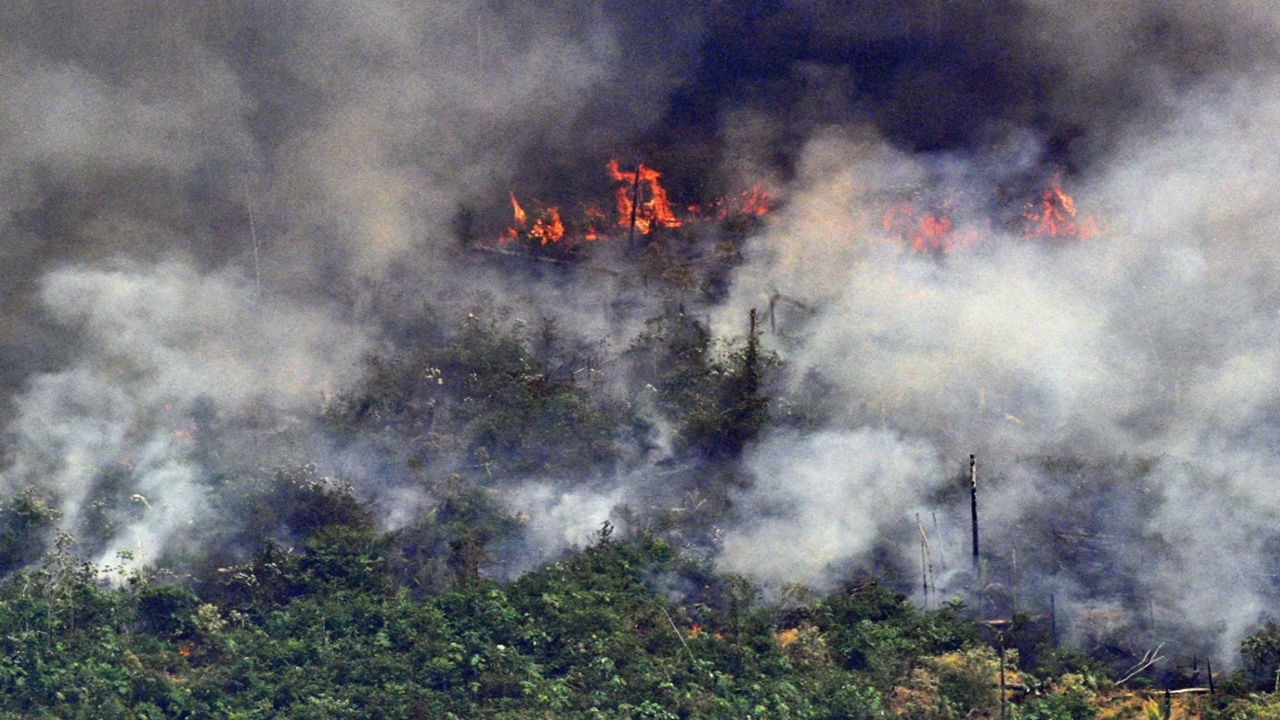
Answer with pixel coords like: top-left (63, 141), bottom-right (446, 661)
top-left (721, 430), bottom-right (943, 588)
top-left (3, 0), bottom-right (1280, 666)
top-left (3, 262), bottom-right (367, 564)
top-left (713, 8), bottom-right (1280, 659)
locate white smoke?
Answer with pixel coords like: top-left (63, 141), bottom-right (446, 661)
top-left (0, 0), bottom-right (693, 565)
top-left (719, 429), bottom-right (943, 588)
top-left (505, 481), bottom-right (627, 572)
top-left (713, 60), bottom-right (1280, 657)
top-left (1, 262), bottom-right (368, 565)
top-left (4, 0), bottom-right (1280, 666)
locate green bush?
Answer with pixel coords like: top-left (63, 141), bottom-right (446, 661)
top-left (0, 487), bottom-right (60, 574)
top-left (324, 309), bottom-right (635, 479)
top-left (1015, 690), bottom-right (1098, 720)
top-left (629, 308), bottom-right (777, 460)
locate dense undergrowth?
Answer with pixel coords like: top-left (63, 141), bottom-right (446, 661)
top-left (3, 306), bottom-right (1280, 718)
top-left (0, 511), bottom-right (1278, 718)
top-left (0, 518), bottom-right (996, 718)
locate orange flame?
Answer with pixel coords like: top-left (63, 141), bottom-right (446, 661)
top-left (1023, 174), bottom-right (1099, 239)
top-left (528, 206), bottom-right (565, 245)
top-left (510, 192), bottom-right (526, 226)
top-left (499, 193), bottom-right (524, 243)
top-left (493, 161), bottom-right (774, 249)
top-left (882, 201), bottom-right (976, 253)
top-left (686, 185), bottom-right (774, 221)
top-left (607, 159), bottom-right (683, 234)
top-left (583, 205), bottom-right (607, 242)
top-left (500, 194), bottom-right (565, 245)
top-left (882, 176), bottom-right (1100, 253)
top-left (740, 185), bottom-right (773, 217)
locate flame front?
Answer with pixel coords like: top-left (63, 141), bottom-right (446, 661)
top-left (882, 200), bottom-right (976, 253)
top-left (494, 159), bottom-right (773, 249)
top-left (739, 185), bottom-right (773, 217)
top-left (500, 194), bottom-right (565, 245)
top-left (607, 159), bottom-right (683, 234)
top-left (882, 174), bottom-right (1101, 253)
top-left (1022, 174), bottom-right (1099, 240)
top-left (496, 160), bottom-right (1096, 255)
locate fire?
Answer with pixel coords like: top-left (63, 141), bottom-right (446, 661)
top-left (494, 158), bottom-right (1100, 257)
top-left (685, 185), bottom-right (773, 221)
top-left (500, 193), bottom-right (565, 245)
top-left (882, 173), bottom-right (1101, 253)
top-left (510, 192), bottom-right (526, 226)
top-left (528, 206), bottom-right (565, 245)
top-left (583, 205), bottom-right (607, 242)
top-left (740, 185), bottom-right (773, 217)
top-left (1022, 174), bottom-right (1099, 240)
top-left (494, 160), bottom-right (774, 249)
top-left (607, 159), bottom-right (683, 234)
top-left (882, 200), bottom-right (977, 253)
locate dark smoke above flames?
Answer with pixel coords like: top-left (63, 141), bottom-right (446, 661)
top-left (1, 0), bottom-right (1280, 666)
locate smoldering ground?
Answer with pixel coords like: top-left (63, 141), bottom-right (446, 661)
top-left (2, 0), bottom-right (1280, 666)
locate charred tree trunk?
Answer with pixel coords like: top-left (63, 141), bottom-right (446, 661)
top-left (1050, 593), bottom-right (1058, 648)
top-left (999, 637), bottom-right (1007, 720)
top-left (628, 159), bottom-right (642, 249)
top-left (970, 454), bottom-right (980, 573)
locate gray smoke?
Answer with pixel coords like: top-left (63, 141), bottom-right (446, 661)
top-left (721, 429), bottom-right (943, 587)
top-left (3, 0), bottom-right (1280, 667)
top-left (713, 31), bottom-right (1280, 659)
top-left (0, 0), bottom-right (695, 559)
top-left (2, 262), bottom-right (367, 565)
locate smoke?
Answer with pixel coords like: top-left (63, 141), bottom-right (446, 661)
top-left (720, 429), bottom-right (943, 588)
top-left (0, 0), bottom-right (695, 558)
top-left (2, 262), bottom-right (367, 564)
top-left (4, 0), bottom-right (1280, 666)
top-left (504, 481), bottom-right (627, 573)
top-left (710, 4), bottom-right (1280, 661)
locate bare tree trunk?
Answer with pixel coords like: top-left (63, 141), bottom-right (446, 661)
top-left (1050, 593), bottom-right (1058, 648)
top-left (628, 159), bottom-right (642, 249)
top-left (970, 454), bottom-right (980, 573)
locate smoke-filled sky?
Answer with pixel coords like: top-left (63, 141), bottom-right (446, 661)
top-left (4, 0), bottom-right (1280, 662)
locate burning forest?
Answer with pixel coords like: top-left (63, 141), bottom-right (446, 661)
top-left (4, 0), bottom-right (1280, 715)
top-left (491, 157), bottom-right (773, 269)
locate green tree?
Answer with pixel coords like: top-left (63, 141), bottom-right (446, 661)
top-left (325, 308), bottom-right (634, 479)
top-left (0, 487), bottom-right (61, 574)
top-left (630, 307), bottom-right (777, 459)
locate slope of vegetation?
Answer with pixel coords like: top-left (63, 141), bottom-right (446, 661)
top-left (1, 505), bottom-right (1278, 719)
top-left (0, 518), bottom-right (1002, 719)
top-left (1, 305), bottom-right (1280, 718)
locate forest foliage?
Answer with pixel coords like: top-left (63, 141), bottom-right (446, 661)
top-left (1, 305), bottom-right (1279, 718)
